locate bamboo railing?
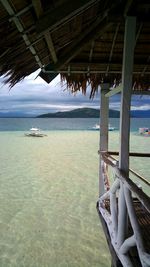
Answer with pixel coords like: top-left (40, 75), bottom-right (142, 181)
top-left (97, 151), bottom-right (150, 267)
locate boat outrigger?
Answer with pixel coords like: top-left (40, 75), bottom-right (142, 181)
top-left (25, 128), bottom-right (47, 137)
top-left (92, 124), bottom-right (115, 131)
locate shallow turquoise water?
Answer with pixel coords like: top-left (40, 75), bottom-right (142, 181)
top-left (0, 130), bottom-right (149, 267)
top-left (0, 131), bottom-right (108, 267)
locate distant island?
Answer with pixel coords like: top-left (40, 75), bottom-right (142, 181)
top-left (0, 108), bottom-right (149, 118)
top-left (37, 108), bottom-right (120, 118)
top-left (37, 108), bottom-right (150, 118)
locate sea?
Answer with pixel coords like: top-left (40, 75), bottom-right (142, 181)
top-left (0, 118), bottom-right (149, 267)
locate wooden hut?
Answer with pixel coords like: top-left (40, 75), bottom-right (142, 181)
top-left (0, 1), bottom-right (149, 266)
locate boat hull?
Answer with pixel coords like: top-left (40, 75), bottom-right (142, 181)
top-left (25, 133), bottom-right (45, 137)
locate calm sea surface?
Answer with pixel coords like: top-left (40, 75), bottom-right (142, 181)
top-left (0, 117), bottom-right (150, 131)
top-left (0, 118), bottom-right (149, 267)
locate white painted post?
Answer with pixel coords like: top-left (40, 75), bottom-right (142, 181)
top-left (99, 83), bottom-right (109, 196)
top-left (117, 16), bottom-right (136, 247)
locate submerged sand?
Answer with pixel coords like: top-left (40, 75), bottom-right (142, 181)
top-left (0, 131), bottom-right (149, 266)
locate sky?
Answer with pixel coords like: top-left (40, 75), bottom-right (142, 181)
top-left (0, 70), bottom-right (149, 117)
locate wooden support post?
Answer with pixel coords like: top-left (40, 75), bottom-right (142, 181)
top-left (117, 16), bottom-right (136, 247)
top-left (99, 83), bottom-right (109, 196)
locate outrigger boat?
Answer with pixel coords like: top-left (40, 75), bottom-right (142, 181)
top-left (0, 2), bottom-right (150, 266)
top-left (25, 128), bottom-right (47, 137)
top-left (92, 124), bottom-right (115, 131)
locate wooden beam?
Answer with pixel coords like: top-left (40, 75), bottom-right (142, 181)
top-left (32, 0), bottom-right (43, 18)
top-left (123, 0), bottom-right (134, 16)
top-left (64, 62), bottom-right (148, 69)
top-left (106, 23), bottom-right (120, 75)
top-left (68, 62), bottom-right (122, 69)
top-left (117, 16), bottom-right (136, 248)
top-left (135, 23), bottom-right (143, 46)
top-left (119, 16), bottom-right (136, 173)
top-left (99, 84), bottom-right (109, 196)
top-left (36, 0), bottom-right (100, 35)
top-left (9, 4), bottom-right (32, 20)
top-left (0, 48), bottom-right (10, 59)
top-left (141, 55), bottom-right (150, 76)
top-left (44, 32), bottom-right (57, 63)
top-left (89, 41), bottom-right (95, 62)
top-left (53, 19), bottom-right (112, 70)
top-left (108, 151), bottom-right (150, 157)
top-left (0, 0), bottom-right (43, 68)
top-left (45, 1), bottom-right (123, 70)
top-left (41, 1), bottom-right (124, 70)
top-left (105, 84), bottom-right (122, 97)
top-left (32, 0), bottom-right (58, 63)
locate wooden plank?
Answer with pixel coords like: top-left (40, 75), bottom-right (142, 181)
top-left (108, 151), bottom-right (150, 157)
top-left (102, 152), bottom-right (150, 186)
top-left (129, 168), bottom-right (150, 187)
top-left (36, 0), bottom-right (100, 34)
top-left (105, 84), bottom-right (122, 97)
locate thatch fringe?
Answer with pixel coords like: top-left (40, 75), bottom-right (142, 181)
top-left (61, 73), bottom-right (120, 98)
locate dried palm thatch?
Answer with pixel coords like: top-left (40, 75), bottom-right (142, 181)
top-left (61, 73), bottom-right (120, 98)
top-left (0, 0), bottom-right (149, 96)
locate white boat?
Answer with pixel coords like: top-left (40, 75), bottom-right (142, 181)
top-left (92, 124), bottom-right (115, 131)
top-left (139, 127), bottom-right (150, 136)
top-left (25, 127), bottom-right (47, 137)
top-left (92, 123), bottom-right (100, 130)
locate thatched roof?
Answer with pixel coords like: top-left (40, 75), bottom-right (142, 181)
top-left (0, 0), bottom-right (150, 95)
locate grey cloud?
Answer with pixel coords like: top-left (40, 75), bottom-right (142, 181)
top-left (0, 72), bottom-right (149, 117)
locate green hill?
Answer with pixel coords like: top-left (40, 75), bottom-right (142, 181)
top-left (37, 108), bottom-right (120, 118)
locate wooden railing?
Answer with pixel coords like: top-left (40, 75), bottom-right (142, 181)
top-left (97, 152), bottom-right (150, 267)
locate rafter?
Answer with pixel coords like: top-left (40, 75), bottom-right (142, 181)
top-left (36, 0), bottom-right (100, 35)
top-left (141, 55), bottom-right (150, 76)
top-left (32, 0), bottom-right (43, 18)
top-left (135, 23), bottom-right (143, 46)
top-left (105, 23), bottom-right (120, 75)
top-left (0, 48), bottom-right (10, 59)
top-left (32, 0), bottom-right (58, 63)
top-left (44, 32), bottom-right (57, 63)
top-left (0, 0), bottom-right (43, 68)
top-left (89, 41), bottom-right (95, 62)
top-left (42, 0), bottom-right (124, 71)
top-left (51, 19), bottom-right (113, 70)
top-left (123, 0), bottom-right (134, 16)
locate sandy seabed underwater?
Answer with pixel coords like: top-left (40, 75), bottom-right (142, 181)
top-left (0, 129), bottom-right (149, 267)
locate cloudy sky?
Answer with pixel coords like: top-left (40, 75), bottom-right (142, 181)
top-left (0, 70), bottom-right (149, 117)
